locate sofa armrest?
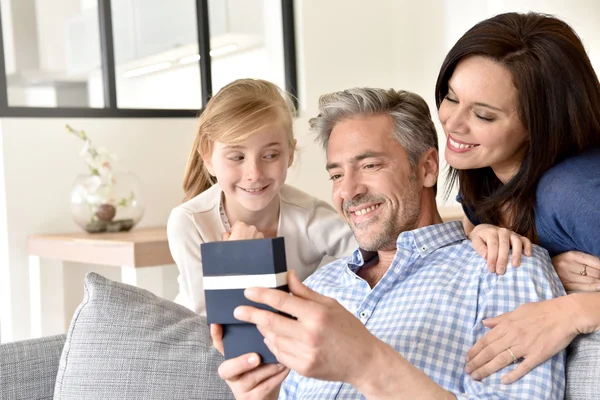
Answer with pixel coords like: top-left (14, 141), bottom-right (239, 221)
top-left (0, 334), bottom-right (66, 400)
top-left (566, 331), bottom-right (600, 400)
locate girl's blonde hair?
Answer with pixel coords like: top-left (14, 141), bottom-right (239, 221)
top-left (182, 79), bottom-right (296, 202)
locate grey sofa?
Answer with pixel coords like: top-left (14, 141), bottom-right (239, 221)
top-left (3, 326), bottom-right (600, 399)
top-left (1, 334), bottom-right (66, 400)
top-left (1, 273), bottom-right (233, 400)
top-left (2, 273), bottom-right (599, 400)
top-left (0, 334), bottom-right (230, 400)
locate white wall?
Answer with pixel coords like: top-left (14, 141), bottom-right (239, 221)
top-left (2, 0), bottom-right (600, 342)
top-left (1, 118), bottom-right (196, 341)
top-left (287, 0), bottom-right (395, 196)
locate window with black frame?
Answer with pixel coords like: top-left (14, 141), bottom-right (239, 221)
top-left (0, 0), bottom-right (296, 118)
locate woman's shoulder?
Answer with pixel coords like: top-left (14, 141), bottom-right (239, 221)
top-left (537, 149), bottom-right (600, 196)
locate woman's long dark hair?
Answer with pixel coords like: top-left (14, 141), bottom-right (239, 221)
top-left (435, 12), bottom-right (600, 239)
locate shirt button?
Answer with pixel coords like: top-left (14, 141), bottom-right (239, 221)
top-left (421, 245), bottom-right (427, 251)
top-left (359, 310), bottom-right (369, 319)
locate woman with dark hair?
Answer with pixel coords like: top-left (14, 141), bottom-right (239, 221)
top-left (435, 12), bottom-right (600, 384)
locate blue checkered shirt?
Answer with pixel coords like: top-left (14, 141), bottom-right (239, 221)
top-left (280, 221), bottom-right (566, 399)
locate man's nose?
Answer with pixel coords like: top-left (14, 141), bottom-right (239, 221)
top-left (339, 173), bottom-right (366, 202)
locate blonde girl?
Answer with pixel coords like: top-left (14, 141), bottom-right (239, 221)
top-left (167, 79), bottom-right (356, 315)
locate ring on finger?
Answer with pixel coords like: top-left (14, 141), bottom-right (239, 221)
top-left (579, 264), bottom-right (588, 276)
top-left (506, 347), bottom-right (517, 364)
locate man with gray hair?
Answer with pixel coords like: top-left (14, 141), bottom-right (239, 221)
top-left (213, 88), bottom-right (566, 399)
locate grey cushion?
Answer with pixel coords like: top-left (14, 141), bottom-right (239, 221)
top-left (0, 334), bottom-right (66, 400)
top-left (53, 272), bottom-right (233, 400)
top-left (566, 330), bottom-right (600, 400)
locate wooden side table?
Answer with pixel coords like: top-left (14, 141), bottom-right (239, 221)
top-left (439, 206), bottom-right (465, 223)
top-left (27, 227), bottom-right (174, 338)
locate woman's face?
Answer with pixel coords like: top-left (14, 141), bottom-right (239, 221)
top-left (438, 56), bottom-right (529, 183)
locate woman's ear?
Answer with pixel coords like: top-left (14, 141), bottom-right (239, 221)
top-left (288, 139), bottom-right (297, 167)
top-left (419, 148), bottom-right (439, 189)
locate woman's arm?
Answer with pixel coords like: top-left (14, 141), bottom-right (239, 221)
top-left (462, 214), bottom-right (475, 236)
top-left (466, 292), bottom-right (600, 384)
top-left (570, 291), bottom-right (600, 333)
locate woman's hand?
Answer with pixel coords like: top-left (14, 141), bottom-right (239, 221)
top-left (222, 221), bottom-right (265, 241)
top-left (465, 296), bottom-right (583, 384)
top-left (467, 224), bottom-right (532, 274)
top-left (552, 251), bottom-right (600, 291)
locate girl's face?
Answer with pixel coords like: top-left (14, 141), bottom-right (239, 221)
top-left (204, 124), bottom-right (294, 213)
top-left (438, 56), bottom-right (529, 183)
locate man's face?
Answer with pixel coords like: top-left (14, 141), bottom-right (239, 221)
top-left (326, 114), bottom-right (422, 251)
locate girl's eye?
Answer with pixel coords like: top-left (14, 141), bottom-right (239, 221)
top-left (228, 155), bottom-right (244, 161)
top-left (264, 153), bottom-right (279, 159)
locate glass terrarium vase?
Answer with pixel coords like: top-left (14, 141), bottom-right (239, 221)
top-left (70, 171), bottom-right (145, 233)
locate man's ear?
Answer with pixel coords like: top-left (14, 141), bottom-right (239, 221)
top-left (419, 148), bottom-right (439, 189)
top-left (288, 139), bottom-right (297, 167)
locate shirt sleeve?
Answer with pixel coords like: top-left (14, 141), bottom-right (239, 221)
top-left (535, 168), bottom-right (600, 257)
top-left (279, 370), bottom-right (300, 399)
top-left (305, 199), bottom-right (357, 258)
top-left (454, 246), bottom-right (566, 399)
top-left (166, 207), bottom-right (207, 315)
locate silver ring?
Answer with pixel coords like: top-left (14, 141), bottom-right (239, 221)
top-left (507, 347), bottom-right (517, 364)
top-left (579, 264), bottom-right (588, 276)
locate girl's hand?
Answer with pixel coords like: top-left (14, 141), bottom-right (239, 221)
top-left (210, 324), bottom-right (225, 355)
top-left (552, 251), bottom-right (600, 291)
top-left (222, 221), bottom-right (265, 241)
top-left (467, 224), bottom-right (532, 274)
top-left (465, 296), bottom-right (580, 384)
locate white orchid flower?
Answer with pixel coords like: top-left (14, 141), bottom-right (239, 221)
top-left (81, 175), bottom-right (102, 193)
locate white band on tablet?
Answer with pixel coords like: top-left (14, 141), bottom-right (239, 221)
top-left (203, 271), bottom-right (288, 290)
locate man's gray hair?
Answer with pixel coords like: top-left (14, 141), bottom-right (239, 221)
top-left (310, 88), bottom-right (438, 167)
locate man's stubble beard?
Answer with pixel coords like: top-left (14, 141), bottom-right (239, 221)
top-left (351, 178), bottom-right (421, 252)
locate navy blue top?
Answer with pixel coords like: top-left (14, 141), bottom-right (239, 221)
top-left (459, 149), bottom-right (600, 257)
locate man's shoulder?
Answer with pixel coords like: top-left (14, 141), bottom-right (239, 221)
top-left (487, 244), bottom-right (564, 295)
top-left (302, 256), bottom-right (351, 289)
top-left (438, 237), bottom-right (554, 278)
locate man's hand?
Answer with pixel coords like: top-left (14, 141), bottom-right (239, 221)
top-left (211, 324), bottom-right (288, 399)
top-left (233, 270), bottom-right (380, 386)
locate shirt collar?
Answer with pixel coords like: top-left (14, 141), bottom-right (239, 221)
top-left (349, 221), bottom-right (466, 266)
top-left (399, 221), bottom-right (466, 256)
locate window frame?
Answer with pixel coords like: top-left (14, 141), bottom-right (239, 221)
top-left (0, 0), bottom-right (298, 118)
